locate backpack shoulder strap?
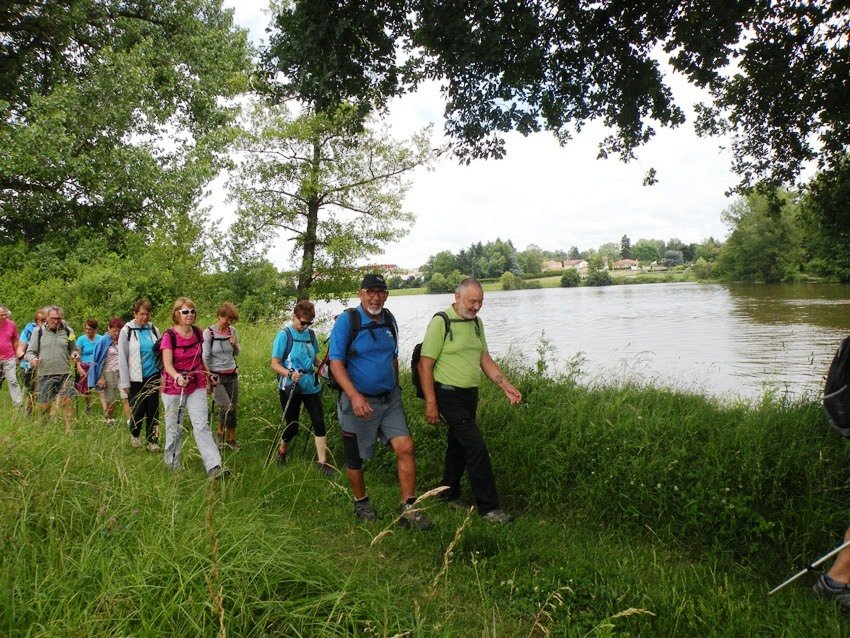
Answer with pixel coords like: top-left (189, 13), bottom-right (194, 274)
top-left (434, 311), bottom-right (451, 340)
top-left (344, 307), bottom-right (360, 353)
top-left (32, 325), bottom-right (44, 357)
top-left (280, 326), bottom-right (294, 363)
top-left (381, 308), bottom-right (398, 344)
top-left (309, 328), bottom-right (319, 354)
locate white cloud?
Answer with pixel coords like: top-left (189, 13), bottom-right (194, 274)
top-left (220, 1), bottom-right (738, 270)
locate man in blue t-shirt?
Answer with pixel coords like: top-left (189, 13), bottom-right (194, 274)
top-left (329, 273), bottom-right (431, 530)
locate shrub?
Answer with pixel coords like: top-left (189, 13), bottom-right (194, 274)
top-left (560, 269), bottom-right (580, 287)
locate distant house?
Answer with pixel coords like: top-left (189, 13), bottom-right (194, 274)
top-left (613, 259), bottom-right (639, 270)
top-left (542, 259), bottom-right (564, 271)
top-left (564, 259), bottom-right (587, 272)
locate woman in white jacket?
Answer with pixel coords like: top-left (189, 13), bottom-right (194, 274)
top-left (118, 299), bottom-right (161, 451)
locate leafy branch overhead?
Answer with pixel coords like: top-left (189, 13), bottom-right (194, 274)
top-left (264, 1), bottom-right (850, 188)
top-left (0, 0), bottom-right (252, 245)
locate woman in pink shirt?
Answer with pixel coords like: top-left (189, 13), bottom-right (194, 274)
top-left (160, 297), bottom-right (228, 479)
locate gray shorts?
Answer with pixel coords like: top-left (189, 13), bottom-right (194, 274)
top-left (337, 385), bottom-right (409, 459)
top-left (38, 374), bottom-right (75, 404)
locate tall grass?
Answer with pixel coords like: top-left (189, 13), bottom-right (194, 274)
top-left (1, 322), bottom-right (849, 636)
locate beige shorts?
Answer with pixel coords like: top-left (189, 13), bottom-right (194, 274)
top-left (101, 369), bottom-right (120, 403)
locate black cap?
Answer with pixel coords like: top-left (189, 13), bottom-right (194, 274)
top-left (360, 273), bottom-right (388, 290)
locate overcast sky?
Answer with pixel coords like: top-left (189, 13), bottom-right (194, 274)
top-left (219, 0), bottom-right (739, 270)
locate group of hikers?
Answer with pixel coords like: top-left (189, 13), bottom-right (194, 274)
top-left (0, 299), bottom-right (239, 479)
top-left (7, 276), bottom-right (850, 609)
top-left (0, 274), bottom-right (521, 529)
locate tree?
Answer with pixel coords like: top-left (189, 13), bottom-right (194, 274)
top-left (620, 235), bottom-right (632, 260)
top-left (694, 237), bottom-right (723, 263)
top-left (715, 191), bottom-right (803, 283)
top-left (568, 246), bottom-right (581, 260)
top-left (584, 254), bottom-right (613, 286)
top-left (516, 244), bottom-right (544, 274)
top-left (265, 1), bottom-right (850, 187)
top-left (597, 242), bottom-right (621, 262)
top-left (632, 239), bottom-right (664, 263)
top-left (800, 157), bottom-right (850, 282)
top-left (424, 251), bottom-right (460, 280)
top-left (227, 102), bottom-right (434, 298)
top-left (1, 0), bottom-right (251, 245)
top-left (662, 250), bottom-right (684, 267)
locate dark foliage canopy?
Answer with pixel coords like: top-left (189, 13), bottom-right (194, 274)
top-left (0, 0), bottom-right (250, 244)
top-left (263, 0), bottom-right (850, 187)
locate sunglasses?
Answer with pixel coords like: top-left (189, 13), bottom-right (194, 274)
top-left (179, 308), bottom-right (197, 316)
top-left (297, 318), bottom-right (313, 327)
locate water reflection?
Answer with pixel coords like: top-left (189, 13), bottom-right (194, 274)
top-left (315, 283), bottom-right (850, 403)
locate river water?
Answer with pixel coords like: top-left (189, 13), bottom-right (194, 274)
top-left (316, 283), bottom-right (850, 403)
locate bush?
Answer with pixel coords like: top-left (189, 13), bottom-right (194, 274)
top-left (584, 269), bottom-right (613, 286)
top-left (560, 269), bottom-right (580, 287)
top-left (499, 271), bottom-right (520, 290)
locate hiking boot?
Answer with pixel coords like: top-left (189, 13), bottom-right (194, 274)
top-left (276, 443), bottom-right (288, 465)
top-left (207, 465), bottom-right (231, 480)
top-left (105, 418), bottom-right (116, 427)
top-left (147, 442), bottom-right (161, 453)
top-left (215, 433), bottom-right (225, 449)
top-left (316, 461), bottom-right (337, 476)
top-left (354, 497), bottom-right (377, 523)
top-left (130, 436), bottom-right (142, 449)
top-left (400, 500), bottom-right (433, 531)
top-left (226, 440), bottom-right (240, 451)
top-left (813, 574), bottom-right (850, 612)
top-left (481, 508), bottom-right (513, 524)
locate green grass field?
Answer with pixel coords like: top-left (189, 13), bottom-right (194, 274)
top-left (2, 322), bottom-right (849, 636)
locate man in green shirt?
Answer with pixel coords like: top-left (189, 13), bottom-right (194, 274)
top-left (417, 278), bottom-right (522, 523)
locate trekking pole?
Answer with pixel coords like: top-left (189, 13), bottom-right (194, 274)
top-left (176, 372), bottom-right (188, 428)
top-left (167, 373), bottom-right (189, 468)
top-left (768, 539), bottom-right (850, 595)
top-left (264, 382), bottom-right (300, 468)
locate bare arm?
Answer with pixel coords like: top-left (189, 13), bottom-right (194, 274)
top-left (162, 340), bottom-right (187, 388)
top-left (329, 359), bottom-right (373, 418)
top-left (480, 352), bottom-right (522, 405)
top-left (418, 356), bottom-right (441, 424)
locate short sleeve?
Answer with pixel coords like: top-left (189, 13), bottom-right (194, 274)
top-left (419, 315), bottom-right (447, 360)
top-left (328, 311), bottom-right (352, 362)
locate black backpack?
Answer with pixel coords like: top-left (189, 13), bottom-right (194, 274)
top-left (824, 336), bottom-right (850, 437)
top-left (411, 312), bottom-right (481, 399)
top-left (318, 307), bottom-right (398, 391)
top-left (152, 326), bottom-right (203, 372)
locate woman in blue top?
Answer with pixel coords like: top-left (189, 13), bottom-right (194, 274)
top-left (271, 300), bottom-right (335, 475)
top-left (75, 318), bottom-right (102, 413)
top-left (118, 299), bottom-right (161, 451)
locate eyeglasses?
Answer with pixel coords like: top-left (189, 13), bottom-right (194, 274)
top-left (363, 289), bottom-right (388, 297)
top-left (179, 309), bottom-right (197, 315)
top-left (297, 318), bottom-right (313, 327)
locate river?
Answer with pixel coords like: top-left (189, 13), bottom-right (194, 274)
top-left (316, 283), bottom-right (850, 403)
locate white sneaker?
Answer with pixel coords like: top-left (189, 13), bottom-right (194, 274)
top-left (147, 442), bottom-right (161, 452)
top-left (130, 436), bottom-right (142, 448)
